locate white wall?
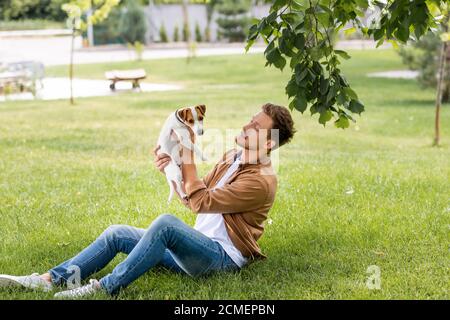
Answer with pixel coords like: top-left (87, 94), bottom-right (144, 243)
top-left (0, 30), bottom-right (82, 64)
top-left (145, 4), bottom-right (270, 43)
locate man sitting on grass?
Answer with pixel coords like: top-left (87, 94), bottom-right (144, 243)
top-left (0, 103), bottom-right (295, 298)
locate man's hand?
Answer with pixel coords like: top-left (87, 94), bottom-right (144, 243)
top-left (153, 145), bottom-right (171, 173)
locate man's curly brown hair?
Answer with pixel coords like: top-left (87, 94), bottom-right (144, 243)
top-left (262, 103), bottom-right (296, 149)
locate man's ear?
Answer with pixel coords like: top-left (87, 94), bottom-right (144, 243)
top-left (266, 139), bottom-right (276, 152)
top-left (195, 104), bottom-right (206, 116)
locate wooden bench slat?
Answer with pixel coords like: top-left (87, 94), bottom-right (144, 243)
top-left (105, 69), bottom-right (146, 81)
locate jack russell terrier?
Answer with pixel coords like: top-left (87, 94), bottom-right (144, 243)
top-left (157, 105), bottom-right (207, 203)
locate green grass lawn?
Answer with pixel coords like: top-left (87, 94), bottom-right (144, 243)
top-left (0, 49), bottom-right (449, 299)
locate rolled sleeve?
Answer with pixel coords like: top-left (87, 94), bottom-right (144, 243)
top-left (186, 176), bottom-right (269, 214)
top-left (186, 179), bottom-right (208, 198)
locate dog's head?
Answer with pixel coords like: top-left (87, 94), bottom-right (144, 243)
top-left (176, 105), bottom-right (206, 136)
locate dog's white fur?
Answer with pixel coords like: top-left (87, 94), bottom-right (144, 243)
top-left (157, 106), bottom-right (207, 203)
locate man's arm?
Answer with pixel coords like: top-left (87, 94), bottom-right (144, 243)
top-left (179, 136), bottom-right (268, 214)
top-left (184, 174), bottom-right (269, 214)
top-left (180, 143), bottom-right (200, 198)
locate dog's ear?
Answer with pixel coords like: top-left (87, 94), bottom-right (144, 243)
top-left (177, 108), bottom-right (189, 122)
top-left (195, 104), bottom-right (206, 117)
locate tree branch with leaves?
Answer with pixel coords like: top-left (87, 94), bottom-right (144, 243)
top-left (62, 0), bottom-right (121, 105)
top-left (246, 0), bottom-right (447, 129)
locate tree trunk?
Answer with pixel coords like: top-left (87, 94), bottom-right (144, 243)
top-left (434, 17), bottom-right (449, 146)
top-left (69, 28), bottom-right (75, 105)
top-left (442, 82), bottom-right (450, 103)
top-left (182, 0), bottom-right (193, 63)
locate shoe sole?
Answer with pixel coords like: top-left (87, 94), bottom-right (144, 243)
top-left (0, 275), bottom-right (23, 288)
top-left (0, 275), bottom-right (51, 292)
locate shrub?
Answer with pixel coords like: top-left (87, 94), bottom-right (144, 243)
top-left (0, 0), bottom-right (66, 21)
top-left (204, 26), bottom-right (211, 42)
top-left (119, 0), bottom-right (147, 44)
top-left (216, 0), bottom-right (251, 42)
top-left (195, 22), bottom-right (202, 42)
top-left (92, 7), bottom-right (123, 45)
top-left (159, 22), bottom-right (168, 42)
top-left (182, 21), bottom-right (190, 42)
top-left (173, 25), bottom-right (180, 42)
top-left (398, 32), bottom-right (450, 102)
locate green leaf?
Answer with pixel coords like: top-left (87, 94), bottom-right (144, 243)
top-left (310, 103), bottom-right (318, 115)
top-left (294, 33), bottom-right (305, 50)
top-left (293, 94), bottom-right (308, 113)
top-left (348, 99), bottom-right (365, 114)
top-left (387, 39), bottom-right (399, 49)
top-left (259, 19), bottom-right (273, 36)
top-left (317, 12), bottom-right (330, 28)
top-left (343, 87), bottom-right (358, 100)
top-left (395, 24), bottom-right (410, 43)
top-left (376, 38), bottom-right (385, 48)
top-left (291, 0), bottom-right (305, 11)
top-left (373, 28), bottom-right (384, 41)
top-left (264, 40), bottom-right (275, 55)
top-left (334, 49), bottom-right (351, 60)
top-left (288, 100), bottom-right (295, 111)
top-left (285, 79), bottom-right (298, 97)
top-left (309, 47), bottom-right (324, 60)
top-left (318, 4), bottom-right (332, 15)
top-left (295, 68), bottom-right (309, 84)
top-left (266, 11), bottom-right (278, 24)
top-left (338, 75), bottom-right (349, 87)
top-left (335, 115), bottom-right (350, 129)
top-left (247, 24), bottom-right (258, 41)
top-left (274, 55), bottom-right (286, 70)
top-left (282, 13), bottom-right (304, 29)
top-left (354, 0), bottom-right (369, 9)
top-left (271, 0), bottom-right (288, 12)
top-left (266, 47), bottom-right (278, 62)
top-left (266, 47), bottom-right (286, 70)
top-left (326, 85), bottom-right (337, 104)
top-left (279, 33), bottom-right (294, 57)
top-left (319, 110), bottom-right (333, 126)
top-left (336, 90), bottom-right (347, 105)
top-left (344, 27), bottom-right (356, 36)
top-left (320, 77), bottom-right (329, 95)
top-left (245, 39), bottom-right (255, 52)
top-left (290, 52), bottom-right (301, 68)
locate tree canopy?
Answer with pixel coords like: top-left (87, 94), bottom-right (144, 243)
top-left (246, 0), bottom-right (449, 128)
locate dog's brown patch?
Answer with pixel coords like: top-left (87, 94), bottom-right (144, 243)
top-left (177, 107), bottom-right (195, 125)
top-left (178, 105), bottom-right (206, 124)
top-left (195, 104), bottom-right (206, 121)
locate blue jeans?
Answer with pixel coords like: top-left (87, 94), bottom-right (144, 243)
top-left (49, 214), bottom-right (240, 295)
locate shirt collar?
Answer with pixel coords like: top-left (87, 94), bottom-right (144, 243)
top-left (234, 149), bottom-right (271, 169)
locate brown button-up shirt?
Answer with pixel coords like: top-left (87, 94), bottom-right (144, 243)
top-left (185, 149), bottom-right (277, 261)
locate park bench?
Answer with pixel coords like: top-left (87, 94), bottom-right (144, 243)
top-left (104, 69), bottom-right (147, 91)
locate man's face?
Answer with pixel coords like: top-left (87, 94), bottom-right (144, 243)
top-left (235, 110), bottom-right (274, 151)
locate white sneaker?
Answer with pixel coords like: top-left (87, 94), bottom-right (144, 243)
top-left (0, 273), bottom-right (53, 292)
top-left (54, 279), bottom-right (102, 299)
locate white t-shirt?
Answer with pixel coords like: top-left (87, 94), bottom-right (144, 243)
top-left (193, 155), bottom-right (248, 268)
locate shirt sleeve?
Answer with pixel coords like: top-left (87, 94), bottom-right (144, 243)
top-left (185, 175), bottom-right (269, 214)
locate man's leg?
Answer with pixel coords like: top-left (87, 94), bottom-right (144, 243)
top-left (49, 225), bottom-right (145, 286)
top-left (99, 214), bottom-right (239, 295)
